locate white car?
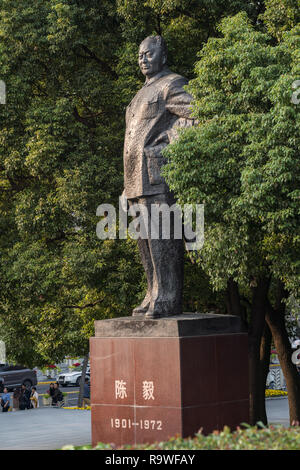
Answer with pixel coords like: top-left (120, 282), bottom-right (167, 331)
top-left (58, 367), bottom-right (90, 387)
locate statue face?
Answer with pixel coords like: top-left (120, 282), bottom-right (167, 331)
top-left (138, 39), bottom-right (166, 78)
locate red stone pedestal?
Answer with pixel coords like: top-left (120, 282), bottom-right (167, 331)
top-left (90, 314), bottom-right (249, 447)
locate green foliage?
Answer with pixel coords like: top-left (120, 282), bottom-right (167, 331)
top-left (261, 0), bottom-right (300, 41)
top-left (0, 0), bottom-right (141, 366)
top-left (62, 425), bottom-right (300, 450)
top-left (117, 0), bottom-right (262, 78)
top-left (163, 12), bottom-right (300, 297)
top-left (183, 254), bottom-right (226, 313)
top-left (0, 1), bottom-right (298, 368)
top-left (0, 0), bottom-right (240, 366)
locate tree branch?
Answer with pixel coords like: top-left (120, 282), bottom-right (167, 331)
top-left (63, 299), bottom-right (104, 310)
top-left (73, 106), bottom-right (96, 129)
top-left (75, 45), bottom-right (118, 79)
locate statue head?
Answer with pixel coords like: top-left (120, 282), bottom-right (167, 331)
top-left (138, 36), bottom-right (168, 79)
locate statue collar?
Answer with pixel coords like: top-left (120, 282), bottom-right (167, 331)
top-left (143, 67), bottom-right (171, 87)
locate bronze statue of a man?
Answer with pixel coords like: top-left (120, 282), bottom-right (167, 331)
top-left (123, 36), bottom-right (195, 319)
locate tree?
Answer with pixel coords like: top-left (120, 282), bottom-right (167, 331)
top-left (0, 0), bottom-right (255, 366)
top-left (117, 0), bottom-right (266, 79)
top-left (261, 0), bottom-right (300, 41)
top-left (163, 12), bottom-right (300, 424)
top-left (0, 0), bottom-right (143, 366)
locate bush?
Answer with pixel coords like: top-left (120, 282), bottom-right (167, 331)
top-left (265, 389), bottom-right (288, 397)
top-left (61, 425), bottom-right (300, 450)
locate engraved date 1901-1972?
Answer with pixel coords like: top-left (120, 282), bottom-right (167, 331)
top-left (110, 418), bottom-right (162, 430)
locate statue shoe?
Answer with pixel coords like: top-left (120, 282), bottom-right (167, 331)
top-left (145, 301), bottom-right (181, 319)
top-left (132, 295), bottom-right (151, 316)
top-left (144, 309), bottom-right (163, 319)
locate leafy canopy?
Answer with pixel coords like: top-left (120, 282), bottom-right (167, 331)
top-left (163, 12), bottom-right (300, 297)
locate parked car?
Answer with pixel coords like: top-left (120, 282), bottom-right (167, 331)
top-left (0, 364), bottom-right (37, 391)
top-left (58, 366), bottom-right (90, 387)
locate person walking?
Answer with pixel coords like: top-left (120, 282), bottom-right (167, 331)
top-left (82, 378), bottom-right (90, 408)
top-left (30, 386), bottom-right (39, 408)
top-left (12, 387), bottom-right (21, 411)
top-left (1, 387), bottom-right (10, 412)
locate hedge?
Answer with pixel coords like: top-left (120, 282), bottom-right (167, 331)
top-left (265, 389), bottom-right (288, 397)
top-left (61, 424), bottom-right (300, 450)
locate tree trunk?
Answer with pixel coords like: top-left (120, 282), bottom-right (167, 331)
top-left (266, 288), bottom-right (300, 425)
top-left (226, 278), bottom-right (248, 329)
top-left (226, 277), bottom-right (271, 425)
top-left (248, 277), bottom-right (270, 425)
top-left (77, 353), bottom-right (89, 408)
top-left (258, 322), bottom-right (272, 424)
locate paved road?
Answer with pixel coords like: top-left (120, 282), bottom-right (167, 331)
top-left (37, 383), bottom-right (79, 394)
top-left (0, 407), bottom-right (91, 450)
top-left (0, 398), bottom-right (290, 450)
top-left (266, 397), bottom-right (289, 427)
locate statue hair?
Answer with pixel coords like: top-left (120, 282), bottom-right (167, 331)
top-left (140, 35), bottom-right (168, 58)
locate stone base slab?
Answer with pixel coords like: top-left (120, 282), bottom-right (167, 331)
top-left (90, 313), bottom-right (249, 447)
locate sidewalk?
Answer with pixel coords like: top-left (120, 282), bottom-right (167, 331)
top-left (266, 396), bottom-right (289, 427)
top-left (0, 407), bottom-right (91, 450)
top-left (0, 398), bottom-right (289, 450)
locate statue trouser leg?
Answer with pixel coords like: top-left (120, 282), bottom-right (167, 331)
top-left (129, 193), bottom-right (184, 318)
top-left (145, 235), bottom-right (184, 318)
top-left (132, 238), bottom-right (153, 315)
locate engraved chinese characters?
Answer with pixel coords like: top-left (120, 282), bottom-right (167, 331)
top-left (123, 36), bottom-right (195, 319)
top-left (115, 379), bottom-right (155, 401)
top-left (115, 380), bottom-right (127, 400)
top-left (113, 379), bottom-right (162, 432)
top-left (142, 381), bottom-right (155, 400)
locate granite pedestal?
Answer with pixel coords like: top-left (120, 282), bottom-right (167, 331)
top-left (90, 313), bottom-right (249, 447)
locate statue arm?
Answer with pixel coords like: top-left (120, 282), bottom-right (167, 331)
top-left (164, 79), bottom-right (197, 143)
top-left (144, 134), bottom-right (169, 159)
top-left (144, 78), bottom-right (197, 159)
top-left (164, 78), bottom-right (194, 119)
